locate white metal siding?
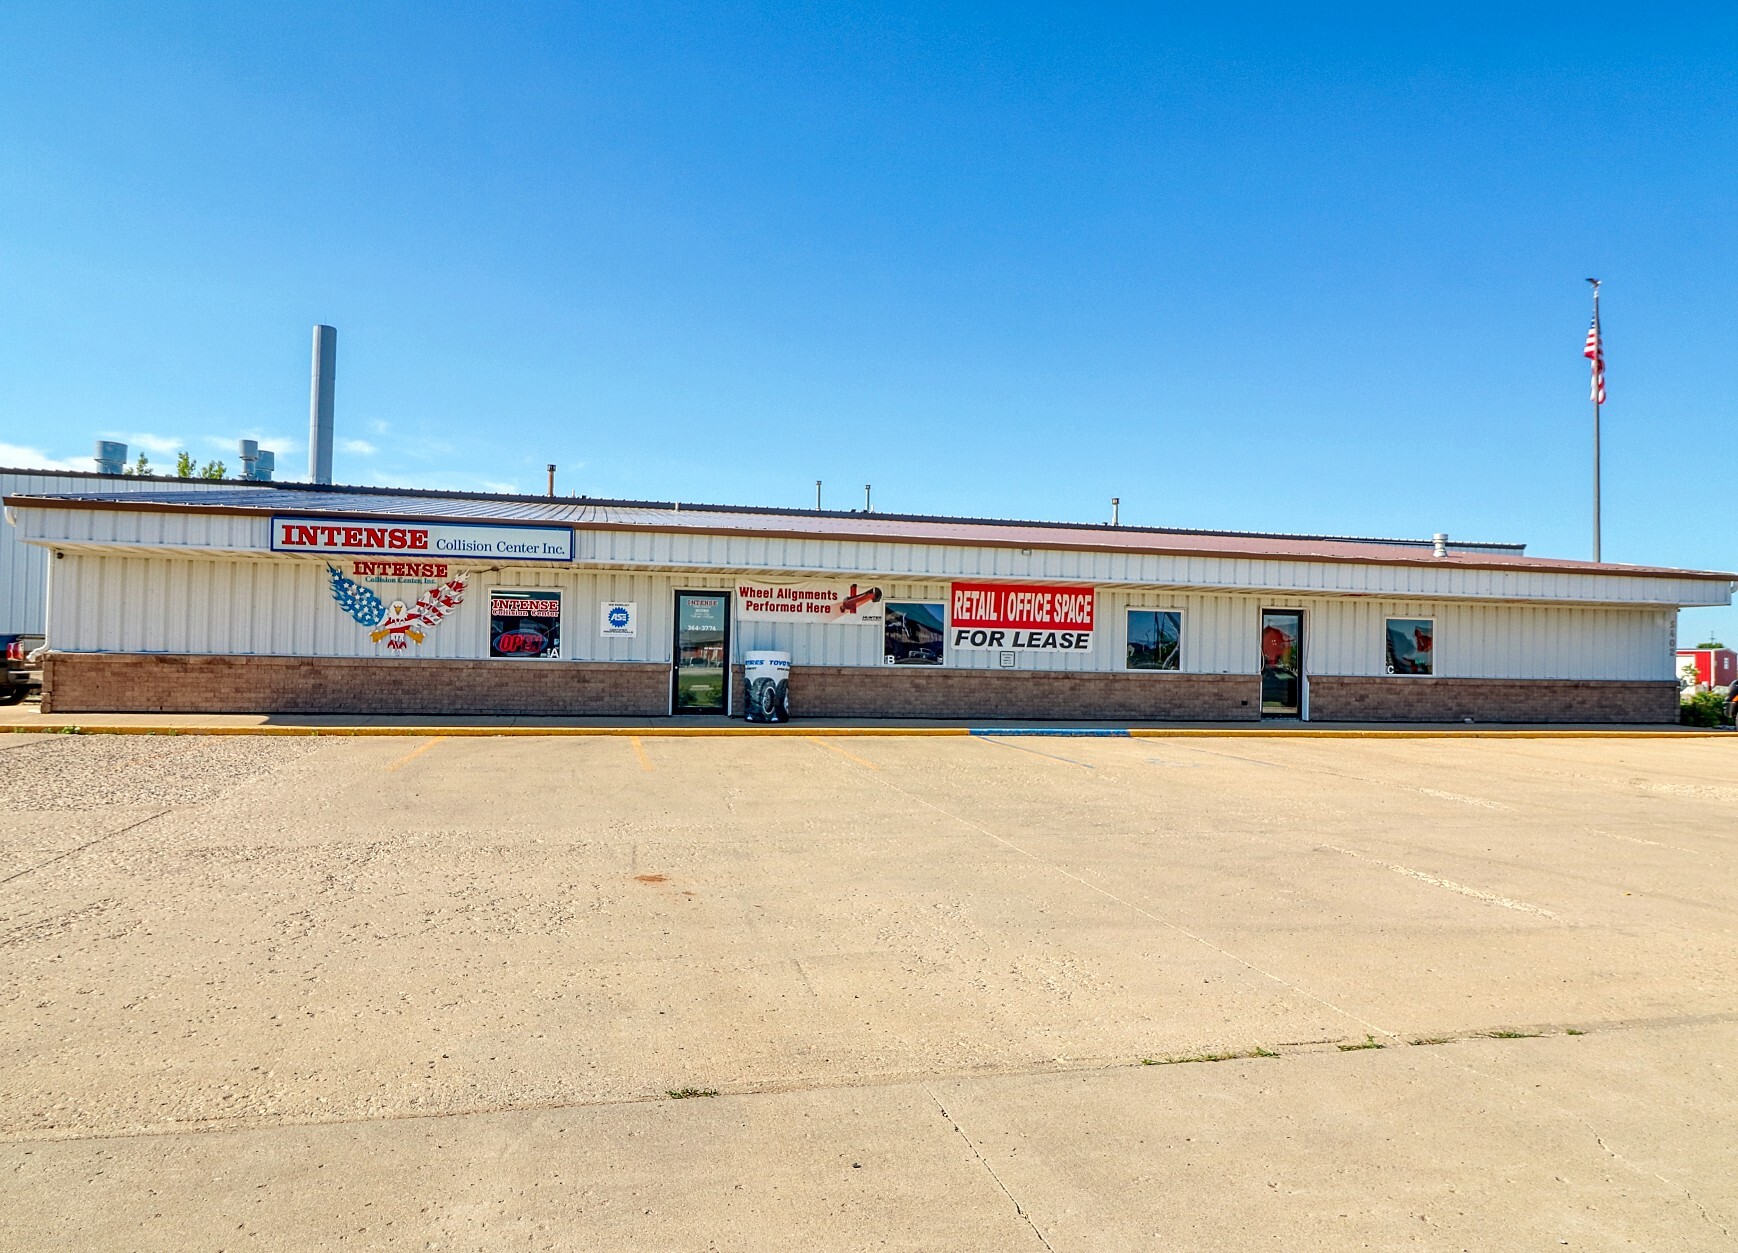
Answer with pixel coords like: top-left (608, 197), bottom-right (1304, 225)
top-left (1296, 597), bottom-right (1676, 681)
top-left (15, 501), bottom-right (1729, 608)
top-left (42, 554), bottom-right (1680, 683)
top-left (2, 473), bottom-right (274, 634)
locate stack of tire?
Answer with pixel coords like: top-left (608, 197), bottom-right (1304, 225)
top-left (743, 651), bottom-right (791, 723)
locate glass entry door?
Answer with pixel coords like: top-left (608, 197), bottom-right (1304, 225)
top-left (1260, 610), bottom-right (1304, 715)
top-left (673, 592), bottom-right (730, 714)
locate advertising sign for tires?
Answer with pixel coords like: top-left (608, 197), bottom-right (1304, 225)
top-left (489, 590), bottom-right (561, 658)
top-left (734, 580), bottom-right (885, 624)
top-left (948, 582), bottom-right (1094, 652)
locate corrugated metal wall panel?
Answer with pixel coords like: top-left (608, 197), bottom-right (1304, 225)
top-left (1303, 598), bottom-right (1674, 680)
top-left (12, 483), bottom-right (1729, 688)
top-left (42, 551), bottom-right (1681, 682)
top-left (1, 473), bottom-right (262, 633)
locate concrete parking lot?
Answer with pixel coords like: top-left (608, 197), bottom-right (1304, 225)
top-left (1, 730), bottom-right (1734, 1250)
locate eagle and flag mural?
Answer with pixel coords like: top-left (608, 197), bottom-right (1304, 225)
top-left (327, 564), bottom-right (467, 650)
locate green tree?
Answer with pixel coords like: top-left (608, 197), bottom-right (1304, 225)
top-left (124, 452), bottom-right (153, 476)
top-left (175, 451), bottom-right (196, 478)
top-left (199, 460), bottom-right (226, 480)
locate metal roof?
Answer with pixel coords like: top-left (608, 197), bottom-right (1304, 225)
top-left (5, 475), bottom-right (1733, 581)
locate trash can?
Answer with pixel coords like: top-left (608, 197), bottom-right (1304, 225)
top-left (743, 651), bottom-right (791, 723)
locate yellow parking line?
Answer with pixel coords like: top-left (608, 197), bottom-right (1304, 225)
top-left (387, 736), bottom-right (447, 771)
top-left (630, 735), bottom-right (654, 772)
top-left (807, 736), bottom-right (880, 769)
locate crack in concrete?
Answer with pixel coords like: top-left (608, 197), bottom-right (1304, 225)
top-left (0, 807), bottom-right (174, 888)
top-left (927, 1087), bottom-right (1056, 1253)
top-left (1428, 1047), bottom-right (1736, 1241)
top-left (7, 1015), bottom-right (1735, 1148)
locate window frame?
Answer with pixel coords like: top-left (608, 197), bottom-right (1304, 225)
top-left (882, 600), bottom-right (949, 667)
top-left (1383, 616), bottom-right (1436, 677)
top-left (1125, 607), bottom-right (1185, 672)
top-left (487, 587), bottom-right (565, 660)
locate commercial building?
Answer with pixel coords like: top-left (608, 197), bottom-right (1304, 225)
top-left (4, 477), bottom-right (1732, 722)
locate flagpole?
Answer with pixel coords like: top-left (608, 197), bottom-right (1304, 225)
top-left (1587, 278), bottom-right (1602, 563)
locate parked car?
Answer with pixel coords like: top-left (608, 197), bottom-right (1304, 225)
top-left (2, 635), bottom-right (43, 705)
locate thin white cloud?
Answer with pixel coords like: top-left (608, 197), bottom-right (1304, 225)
top-left (201, 432), bottom-right (301, 455)
top-left (107, 432), bottom-right (184, 455)
top-left (367, 469), bottom-right (522, 496)
top-left (338, 438), bottom-right (377, 455)
top-left (367, 418), bottom-right (390, 435)
top-left (0, 442), bottom-right (92, 472)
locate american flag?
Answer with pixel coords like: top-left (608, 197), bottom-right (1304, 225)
top-left (1583, 313), bottom-right (1605, 404)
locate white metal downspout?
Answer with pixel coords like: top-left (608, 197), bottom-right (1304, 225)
top-left (41, 548), bottom-right (54, 652)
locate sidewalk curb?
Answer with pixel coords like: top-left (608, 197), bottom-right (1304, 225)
top-left (2, 724), bottom-right (1729, 739)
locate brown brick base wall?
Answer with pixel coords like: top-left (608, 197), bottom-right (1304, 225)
top-left (734, 664), bottom-right (1261, 721)
top-left (1306, 675), bottom-right (1680, 724)
top-left (41, 654), bottom-right (1682, 724)
top-left (42, 653), bottom-right (671, 716)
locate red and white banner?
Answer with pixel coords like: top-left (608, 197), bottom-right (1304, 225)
top-left (734, 580), bottom-right (885, 624)
top-left (949, 582), bottom-right (1094, 652)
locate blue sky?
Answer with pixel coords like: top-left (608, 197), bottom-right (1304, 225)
top-left (2, 5), bottom-right (1734, 639)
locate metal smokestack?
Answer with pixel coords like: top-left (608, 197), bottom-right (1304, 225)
top-left (547, 464), bottom-right (556, 496)
top-left (308, 324), bottom-right (337, 484)
top-left (94, 441), bottom-right (127, 475)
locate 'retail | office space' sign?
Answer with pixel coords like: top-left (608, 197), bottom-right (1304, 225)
top-left (949, 582), bottom-right (1095, 652)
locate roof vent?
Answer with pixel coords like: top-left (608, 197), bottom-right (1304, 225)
top-left (1433, 532), bottom-right (1449, 558)
top-left (94, 440), bottom-right (127, 475)
top-left (239, 440), bottom-right (277, 481)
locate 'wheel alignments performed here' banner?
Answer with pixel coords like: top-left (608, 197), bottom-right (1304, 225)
top-left (949, 582), bottom-right (1094, 652)
top-left (734, 580), bottom-right (886, 624)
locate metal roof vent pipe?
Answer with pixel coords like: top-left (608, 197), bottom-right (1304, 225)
top-left (1111, 497), bottom-right (1120, 526)
top-left (254, 450), bottom-right (275, 481)
top-left (239, 439), bottom-right (259, 480)
top-left (308, 324), bottom-right (337, 484)
top-left (1433, 532), bottom-right (1449, 558)
top-left (547, 464), bottom-right (556, 497)
top-left (94, 440), bottom-right (127, 474)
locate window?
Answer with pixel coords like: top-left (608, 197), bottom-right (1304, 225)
top-left (1126, 610), bottom-right (1181, 670)
top-left (1385, 618), bottom-right (1433, 675)
top-left (884, 602), bottom-right (946, 665)
top-left (490, 589), bottom-right (562, 659)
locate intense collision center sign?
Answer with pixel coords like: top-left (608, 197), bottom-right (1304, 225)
top-left (949, 582), bottom-right (1095, 652)
top-left (271, 517), bottom-right (574, 563)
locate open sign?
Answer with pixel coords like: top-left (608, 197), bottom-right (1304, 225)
top-left (492, 629), bottom-right (548, 655)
